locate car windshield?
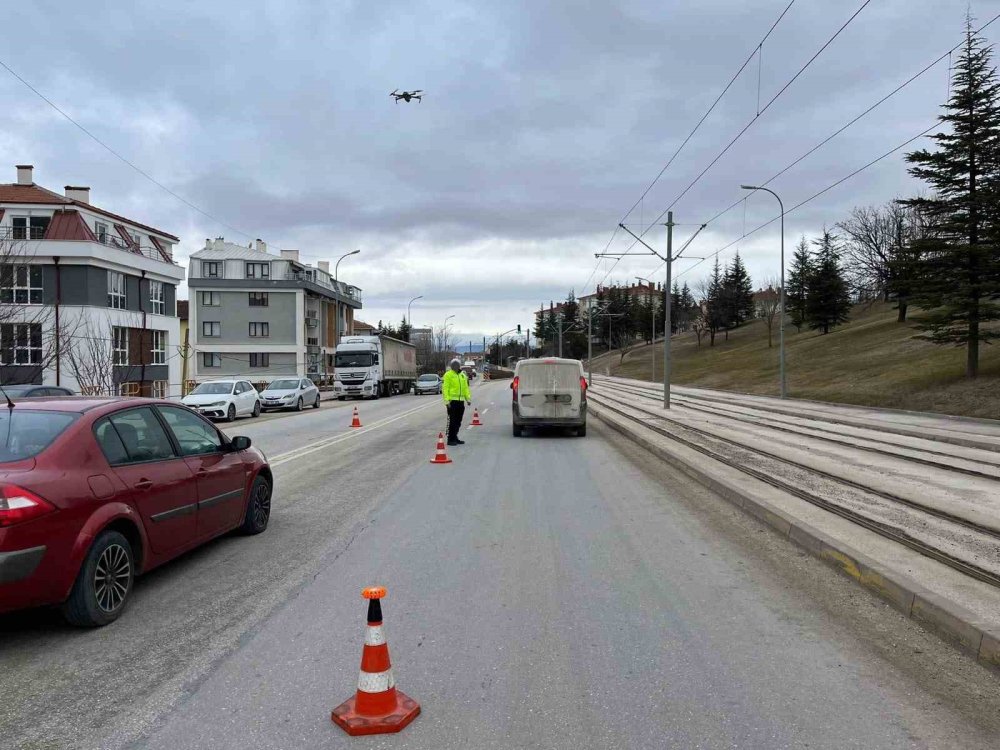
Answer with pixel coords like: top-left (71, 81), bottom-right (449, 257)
top-left (2, 385), bottom-right (35, 397)
top-left (0, 410), bottom-right (78, 462)
top-left (191, 382), bottom-right (234, 395)
top-left (335, 352), bottom-right (373, 368)
top-left (268, 380), bottom-right (300, 390)
top-left (417, 374), bottom-right (438, 382)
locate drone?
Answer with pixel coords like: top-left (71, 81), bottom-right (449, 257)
top-left (390, 89), bottom-right (423, 103)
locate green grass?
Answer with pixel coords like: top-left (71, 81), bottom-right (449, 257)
top-left (599, 303), bottom-right (1000, 420)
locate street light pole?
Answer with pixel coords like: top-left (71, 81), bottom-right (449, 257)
top-left (406, 295), bottom-right (423, 335)
top-left (741, 185), bottom-right (786, 399)
top-left (636, 276), bottom-right (655, 382)
top-left (334, 249), bottom-right (360, 346)
top-left (663, 213), bottom-right (673, 409)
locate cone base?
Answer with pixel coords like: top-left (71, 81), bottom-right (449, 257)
top-left (429, 456), bottom-right (453, 464)
top-left (331, 690), bottom-right (421, 736)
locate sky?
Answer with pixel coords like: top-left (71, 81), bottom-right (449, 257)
top-left (3, 0), bottom-right (998, 347)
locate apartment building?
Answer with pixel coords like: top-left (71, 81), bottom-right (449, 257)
top-left (187, 238), bottom-right (363, 381)
top-left (0, 165), bottom-right (185, 396)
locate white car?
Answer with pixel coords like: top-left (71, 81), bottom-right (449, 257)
top-left (182, 379), bottom-right (261, 421)
top-left (259, 378), bottom-right (321, 412)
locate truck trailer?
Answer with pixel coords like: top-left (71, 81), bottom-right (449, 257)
top-left (333, 335), bottom-right (417, 399)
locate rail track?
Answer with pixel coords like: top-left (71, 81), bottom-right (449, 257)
top-left (587, 383), bottom-right (1000, 589)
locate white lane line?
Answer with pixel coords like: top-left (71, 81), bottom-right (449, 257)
top-left (482, 407), bottom-right (490, 415)
top-left (269, 400), bottom-right (440, 466)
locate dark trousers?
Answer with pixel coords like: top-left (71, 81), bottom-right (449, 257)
top-left (446, 401), bottom-right (465, 443)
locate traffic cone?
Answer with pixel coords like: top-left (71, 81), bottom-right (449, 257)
top-left (470, 409), bottom-right (483, 427)
top-left (331, 586), bottom-right (420, 736)
top-left (429, 432), bottom-right (452, 464)
top-left (351, 405), bottom-right (362, 428)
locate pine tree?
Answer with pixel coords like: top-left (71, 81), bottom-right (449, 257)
top-left (902, 19), bottom-right (1000, 377)
top-left (680, 282), bottom-right (698, 332)
top-left (727, 252), bottom-right (756, 326)
top-left (398, 317), bottom-right (412, 342)
top-left (670, 281), bottom-right (682, 334)
top-left (704, 258), bottom-right (726, 346)
top-left (806, 228), bottom-right (852, 334)
top-left (786, 236), bottom-right (813, 332)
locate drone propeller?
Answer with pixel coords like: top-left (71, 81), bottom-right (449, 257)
top-left (390, 89), bottom-right (399, 96)
top-left (411, 90), bottom-right (423, 94)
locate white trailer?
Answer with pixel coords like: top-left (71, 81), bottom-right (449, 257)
top-left (333, 335), bottom-right (417, 399)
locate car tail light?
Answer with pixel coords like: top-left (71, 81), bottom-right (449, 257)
top-left (0, 484), bottom-right (56, 527)
top-left (511, 376), bottom-right (519, 400)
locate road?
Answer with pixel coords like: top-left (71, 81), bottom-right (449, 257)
top-left (3, 380), bottom-right (1000, 749)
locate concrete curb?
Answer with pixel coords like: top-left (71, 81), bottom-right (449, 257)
top-left (592, 402), bottom-right (1000, 672)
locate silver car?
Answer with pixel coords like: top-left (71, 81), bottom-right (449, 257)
top-left (413, 373), bottom-right (442, 395)
top-left (260, 378), bottom-right (321, 412)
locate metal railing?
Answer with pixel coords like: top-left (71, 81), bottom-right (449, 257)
top-left (0, 227), bottom-right (175, 264)
top-left (283, 271), bottom-right (362, 302)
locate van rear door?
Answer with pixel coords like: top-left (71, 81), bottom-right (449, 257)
top-left (517, 361), bottom-right (582, 419)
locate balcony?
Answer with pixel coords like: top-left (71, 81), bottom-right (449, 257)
top-left (283, 270), bottom-right (362, 303)
top-left (0, 227), bottom-right (175, 264)
top-left (305, 316), bottom-right (319, 328)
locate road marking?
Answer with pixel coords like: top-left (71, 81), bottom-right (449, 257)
top-left (482, 407), bottom-right (490, 415)
top-left (269, 401), bottom-right (440, 466)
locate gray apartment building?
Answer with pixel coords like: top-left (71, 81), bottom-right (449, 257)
top-left (187, 238), bottom-right (363, 382)
top-left (0, 165), bottom-right (185, 396)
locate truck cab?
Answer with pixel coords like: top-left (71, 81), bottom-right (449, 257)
top-left (333, 335), bottom-right (417, 400)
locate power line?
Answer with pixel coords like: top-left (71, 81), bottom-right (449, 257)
top-left (593, 0), bottom-right (871, 292)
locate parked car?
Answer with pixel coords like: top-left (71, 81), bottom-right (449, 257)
top-left (259, 378), bottom-right (320, 411)
top-left (182, 380), bottom-right (260, 421)
top-left (510, 358), bottom-right (588, 437)
top-left (2, 385), bottom-right (74, 398)
top-left (413, 373), bottom-right (442, 395)
top-left (0, 397), bottom-right (272, 626)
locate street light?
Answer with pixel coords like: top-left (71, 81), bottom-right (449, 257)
top-left (636, 276), bottom-right (656, 382)
top-left (333, 249), bottom-right (361, 344)
top-left (741, 185), bottom-right (786, 399)
top-left (407, 295), bottom-right (423, 328)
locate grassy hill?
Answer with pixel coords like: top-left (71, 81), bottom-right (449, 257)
top-left (596, 303), bottom-right (1000, 420)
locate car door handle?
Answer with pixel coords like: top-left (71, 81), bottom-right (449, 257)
top-left (134, 479), bottom-right (153, 490)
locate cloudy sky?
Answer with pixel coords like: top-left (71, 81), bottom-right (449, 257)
top-left (3, 0), bottom-right (997, 347)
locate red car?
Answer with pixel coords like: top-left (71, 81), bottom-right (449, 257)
top-left (0, 397), bottom-right (272, 626)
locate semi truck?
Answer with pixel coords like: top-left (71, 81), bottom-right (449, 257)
top-left (333, 335), bottom-right (417, 400)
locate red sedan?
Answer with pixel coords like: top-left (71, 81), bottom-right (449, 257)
top-left (0, 397), bottom-right (272, 626)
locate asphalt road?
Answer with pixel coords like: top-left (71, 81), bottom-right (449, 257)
top-left (3, 380), bottom-right (1000, 749)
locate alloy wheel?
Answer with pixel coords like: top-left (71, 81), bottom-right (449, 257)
top-left (252, 481), bottom-right (271, 529)
top-left (94, 543), bottom-right (131, 613)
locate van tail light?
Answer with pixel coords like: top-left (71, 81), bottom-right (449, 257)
top-left (580, 376), bottom-right (588, 400)
top-left (511, 376), bottom-right (519, 400)
top-left (0, 485), bottom-right (56, 527)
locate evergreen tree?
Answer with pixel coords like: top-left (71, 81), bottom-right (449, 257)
top-left (398, 317), bottom-right (412, 342)
top-left (670, 281), bottom-right (683, 334)
top-left (786, 236), bottom-right (813, 332)
top-left (533, 305), bottom-right (547, 345)
top-left (902, 20), bottom-right (1000, 377)
top-left (680, 282), bottom-right (698, 331)
top-left (704, 258), bottom-right (727, 346)
top-left (806, 228), bottom-right (852, 334)
top-left (726, 252), bottom-right (756, 326)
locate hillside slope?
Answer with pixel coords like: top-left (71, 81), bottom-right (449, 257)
top-left (600, 303), bottom-right (1000, 420)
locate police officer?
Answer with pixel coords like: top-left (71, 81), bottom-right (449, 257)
top-left (442, 357), bottom-right (471, 445)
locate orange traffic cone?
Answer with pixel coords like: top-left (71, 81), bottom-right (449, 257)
top-left (429, 432), bottom-right (452, 464)
top-left (470, 409), bottom-right (483, 427)
top-left (351, 405), bottom-right (362, 428)
top-left (331, 586), bottom-right (420, 736)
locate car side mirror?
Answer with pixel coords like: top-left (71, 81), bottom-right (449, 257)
top-left (230, 435), bottom-right (252, 451)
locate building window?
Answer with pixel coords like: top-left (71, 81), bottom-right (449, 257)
top-left (11, 216), bottom-right (49, 240)
top-left (151, 330), bottom-right (166, 364)
top-left (246, 262), bottom-right (270, 279)
top-left (202, 321), bottom-right (221, 337)
top-left (119, 382), bottom-right (140, 396)
top-left (202, 352), bottom-right (221, 368)
top-left (249, 322), bottom-right (269, 337)
top-left (107, 271), bottom-right (127, 309)
top-left (203, 261), bottom-right (222, 278)
top-left (112, 326), bottom-right (128, 365)
top-left (0, 264), bottom-right (43, 304)
top-left (200, 291), bottom-right (221, 306)
top-left (0, 323), bottom-right (42, 364)
top-left (152, 380), bottom-right (168, 398)
top-left (150, 280), bottom-right (165, 315)
top-left (95, 222), bottom-right (109, 243)
top-left (249, 292), bottom-right (268, 306)
top-left (249, 353), bottom-right (270, 368)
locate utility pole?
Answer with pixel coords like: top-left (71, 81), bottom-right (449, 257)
top-left (663, 212), bottom-right (673, 409)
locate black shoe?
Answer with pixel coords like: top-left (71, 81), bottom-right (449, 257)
top-left (455, 438), bottom-right (466, 445)
top-left (447, 440), bottom-right (460, 446)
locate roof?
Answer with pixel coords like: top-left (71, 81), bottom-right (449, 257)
top-left (353, 319), bottom-right (377, 330)
top-left (191, 245), bottom-right (278, 261)
top-left (44, 209), bottom-right (97, 241)
top-left (0, 182), bottom-right (179, 241)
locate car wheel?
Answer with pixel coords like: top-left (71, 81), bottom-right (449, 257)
top-left (239, 475), bottom-right (272, 535)
top-left (512, 423), bottom-right (523, 437)
top-left (338, 396), bottom-right (346, 401)
top-left (252, 401), bottom-right (261, 418)
top-left (295, 397), bottom-right (303, 412)
top-left (577, 424), bottom-right (587, 437)
top-left (313, 394), bottom-right (321, 409)
top-left (62, 530), bottom-right (134, 627)
top-left (226, 404), bottom-right (236, 422)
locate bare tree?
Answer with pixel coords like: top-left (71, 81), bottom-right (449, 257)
top-left (756, 277), bottom-right (781, 348)
top-left (691, 314), bottom-right (708, 347)
top-left (63, 311), bottom-right (141, 396)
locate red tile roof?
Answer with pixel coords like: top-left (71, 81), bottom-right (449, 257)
top-left (0, 182), bottom-right (180, 241)
top-left (44, 210), bottom-right (97, 241)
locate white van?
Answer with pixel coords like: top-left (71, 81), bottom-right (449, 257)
top-left (510, 358), bottom-right (588, 437)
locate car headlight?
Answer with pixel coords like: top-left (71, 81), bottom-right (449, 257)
top-left (282, 393), bottom-right (296, 400)
top-left (203, 401), bottom-right (225, 407)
